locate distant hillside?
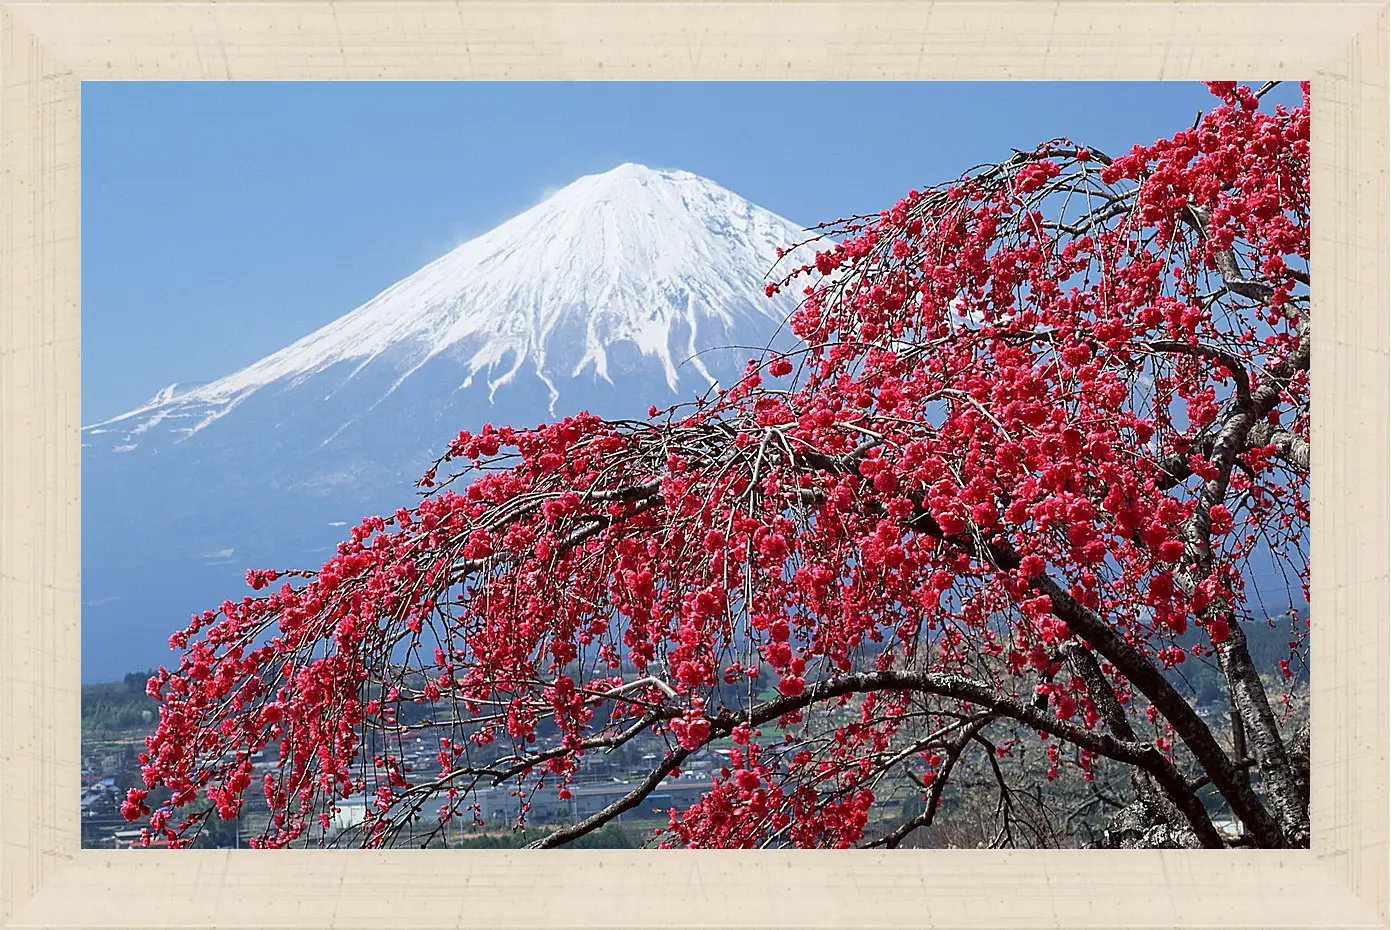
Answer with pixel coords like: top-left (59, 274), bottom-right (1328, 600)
top-left (82, 670), bottom-right (158, 736)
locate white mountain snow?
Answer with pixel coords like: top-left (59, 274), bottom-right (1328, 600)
top-left (89, 163), bottom-right (819, 443)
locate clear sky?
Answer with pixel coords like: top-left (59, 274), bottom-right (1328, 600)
top-left (81, 81), bottom-right (1291, 423)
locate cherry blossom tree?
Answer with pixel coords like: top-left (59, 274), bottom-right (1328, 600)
top-left (127, 82), bottom-right (1310, 850)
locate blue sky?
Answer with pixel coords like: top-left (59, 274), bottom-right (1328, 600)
top-left (82, 81), bottom-right (1290, 422)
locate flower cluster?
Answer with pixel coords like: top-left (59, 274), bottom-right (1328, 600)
top-left (132, 84), bottom-right (1309, 850)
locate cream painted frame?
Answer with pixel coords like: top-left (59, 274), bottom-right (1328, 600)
top-left (1, 2), bottom-right (1385, 928)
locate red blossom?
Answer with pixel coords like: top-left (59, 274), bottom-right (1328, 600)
top-left (132, 84), bottom-right (1309, 851)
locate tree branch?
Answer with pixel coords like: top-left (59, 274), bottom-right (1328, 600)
top-left (865, 716), bottom-right (994, 849)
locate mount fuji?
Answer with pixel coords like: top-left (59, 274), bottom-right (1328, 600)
top-left (82, 163), bottom-right (822, 681)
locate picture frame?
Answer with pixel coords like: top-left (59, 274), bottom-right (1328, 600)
top-left (0, 2), bottom-right (1384, 927)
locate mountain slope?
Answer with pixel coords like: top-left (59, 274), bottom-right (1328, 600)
top-left (82, 163), bottom-right (820, 681)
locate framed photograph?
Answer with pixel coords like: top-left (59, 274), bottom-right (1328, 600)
top-left (1, 3), bottom-right (1385, 928)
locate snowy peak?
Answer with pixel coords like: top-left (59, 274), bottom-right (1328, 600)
top-left (88, 164), bottom-right (820, 434)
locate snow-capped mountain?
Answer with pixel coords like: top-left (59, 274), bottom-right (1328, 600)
top-left (89, 163), bottom-right (809, 444)
top-left (82, 163), bottom-right (820, 681)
